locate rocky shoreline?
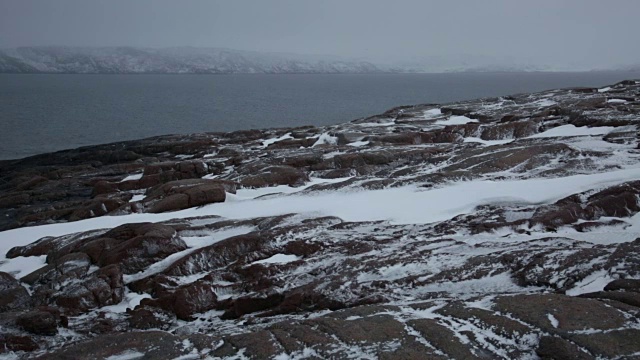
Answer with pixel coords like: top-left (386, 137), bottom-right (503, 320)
top-left (1, 80), bottom-right (639, 359)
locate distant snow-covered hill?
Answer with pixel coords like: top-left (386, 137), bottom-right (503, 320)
top-left (0, 46), bottom-right (384, 74)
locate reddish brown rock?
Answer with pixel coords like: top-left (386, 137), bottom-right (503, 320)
top-left (0, 334), bottom-right (39, 353)
top-left (21, 252), bottom-right (91, 286)
top-left (54, 264), bottom-right (124, 314)
top-left (141, 281), bottom-right (219, 320)
top-left (144, 179), bottom-right (228, 213)
top-left (16, 310), bottom-right (60, 336)
top-left (221, 294), bottom-right (284, 319)
top-left (148, 193), bottom-right (190, 213)
top-left (126, 305), bottom-right (175, 330)
top-left (604, 278), bottom-right (640, 292)
top-left (68, 198), bottom-right (126, 221)
top-left (75, 223), bottom-right (186, 274)
top-left (536, 336), bottom-right (594, 360)
top-left (240, 166), bottom-right (309, 188)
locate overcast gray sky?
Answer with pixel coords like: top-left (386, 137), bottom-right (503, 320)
top-left (1, 0), bottom-right (639, 68)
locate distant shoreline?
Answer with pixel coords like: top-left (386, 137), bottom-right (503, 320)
top-left (1, 70), bottom-right (637, 75)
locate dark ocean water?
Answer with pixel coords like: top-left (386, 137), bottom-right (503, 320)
top-left (1, 72), bottom-right (637, 160)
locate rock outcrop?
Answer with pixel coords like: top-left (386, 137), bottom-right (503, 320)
top-left (0, 80), bottom-right (639, 358)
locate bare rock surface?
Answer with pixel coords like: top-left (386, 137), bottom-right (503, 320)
top-left (0, 80), bottom-right (639, 358)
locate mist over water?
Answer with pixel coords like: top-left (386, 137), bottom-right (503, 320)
top-left (1, 71), bottom-right (637, 160)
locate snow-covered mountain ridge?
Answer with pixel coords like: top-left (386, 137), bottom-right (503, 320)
top-left (3, 46), bottom-right (634, 74)
top-left (0, 80), bottom-right (639, 358)
top-left (0, 46), bottom-right (382, 74)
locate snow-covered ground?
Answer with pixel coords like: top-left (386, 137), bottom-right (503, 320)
top-left (2, 167), bottom-right (639, 279)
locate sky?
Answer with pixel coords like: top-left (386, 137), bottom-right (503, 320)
top-left (1, 0), bottom-right (639, 69)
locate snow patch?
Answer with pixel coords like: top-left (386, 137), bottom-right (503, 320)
top-left (251, 254), bottom-right (300, 265)
top-left (312, 133), bottom-right (338, 147)
top-left (0, 255), bottom-right (47, 279)
top-left (565, 270), bottom-right (614, 296)
top-left (2, 168), bottom-right (639, 267)
top-left (120, 173), bottom-right (143, 182)
top-left (422, 108), bottom-right (442, 119)
top-left (435, 116), bottom-right (478, 126)
top-left (533, 99), bottom-right (557, 107)
top-left (417, 273), bottom-right (525, 298)
top-left (347, 140), bottom-right (370, 147)
top-left (130, 194), bottom-right (145, 202)
top-left (463, 137), bottom-right (514, 146)
top-left (105, 350), bottom-right (145, 360)
top-left (262, 133), bottom-right (293, 148)
top-left (528, 125), bottom-right (614, 138)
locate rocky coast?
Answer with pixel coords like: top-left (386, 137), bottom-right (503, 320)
top-left (1, 80), bottom-right (640, 359)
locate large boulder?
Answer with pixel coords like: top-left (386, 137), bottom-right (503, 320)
top-left (16, 309), bottom-right (62, 336)
top-left (68, 198), bottom-right (128, 222)
top-left (21, 252), bottom-right (91, 286)
top-left (144, 179), bottom-right (229, 213)
top-left (53, 264), bottom-right (125, 314)
top-left (76, 223), bottom-right (187, 274)
top-left (0, 334), bottom-right (39, 353)
top-left (536, 336), bottom-right (594, 360)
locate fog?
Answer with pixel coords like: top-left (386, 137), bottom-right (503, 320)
top-left (1, 0), bottom-right (639, 69)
